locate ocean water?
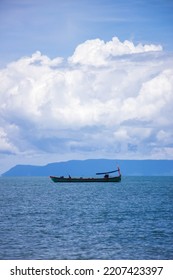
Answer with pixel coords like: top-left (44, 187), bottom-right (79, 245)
top-left (0, 176), bottom-right (173, 260)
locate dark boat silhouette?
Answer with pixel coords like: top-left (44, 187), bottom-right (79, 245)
top-left (50, 167), bottom-right (121, 183)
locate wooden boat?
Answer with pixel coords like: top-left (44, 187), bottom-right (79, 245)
top-left (50, 167), bottom-right (121, 183)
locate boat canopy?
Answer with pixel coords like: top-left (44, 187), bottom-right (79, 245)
top-left (96, 169), bottom-right (119, 175)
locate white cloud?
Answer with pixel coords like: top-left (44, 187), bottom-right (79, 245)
top-left (0, 36), bottom-right (173, 171)
top-left (68, 37), bottom-right (162, 66)
top-left (0, 126), bottom-right (18, 154)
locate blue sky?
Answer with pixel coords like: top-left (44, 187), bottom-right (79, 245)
top-left (0, 0), bottom-right (173, 65)
top-left (0, 0), bottom-right (173, 173)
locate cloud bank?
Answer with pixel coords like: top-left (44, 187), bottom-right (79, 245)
top-left (0, 36), bottom-right (173, 169)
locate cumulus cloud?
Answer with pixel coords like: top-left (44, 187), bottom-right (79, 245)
top-left (0, 37), bottom-right (173, 168)
top-left (68, 36), bottom-right (162, 66)
top-left (0, 125), bottom-right (18, 154)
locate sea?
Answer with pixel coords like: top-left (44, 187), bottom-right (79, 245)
top-left (0, 176), bottom-right (173, 260)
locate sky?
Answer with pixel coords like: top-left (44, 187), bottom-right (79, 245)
top-left (0, 0), bottom-right (173, 174)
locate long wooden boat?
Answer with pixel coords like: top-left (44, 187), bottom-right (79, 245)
top-left (50, 167), bottom-right (121, 183)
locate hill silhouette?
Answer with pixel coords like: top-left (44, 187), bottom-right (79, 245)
top-left (1, 159), bottom-right (173, 176)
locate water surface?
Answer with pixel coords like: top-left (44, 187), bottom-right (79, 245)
top-left (0, 176), bottom-right (173, 259)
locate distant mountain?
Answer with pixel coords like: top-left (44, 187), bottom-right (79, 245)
top-left (1, 159), bottom-right (173, 176)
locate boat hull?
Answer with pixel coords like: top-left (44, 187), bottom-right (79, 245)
top-left (50, 175), bottom-right (121, 183)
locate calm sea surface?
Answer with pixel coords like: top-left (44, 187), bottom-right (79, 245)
top-left (0, 176), bottom-right (173, 260)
